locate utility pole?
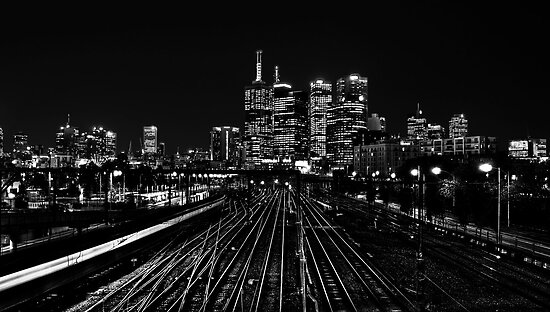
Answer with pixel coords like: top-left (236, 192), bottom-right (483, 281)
top-left (415, 165), bottom-right (426, 311)
top-left (296, 172), bottom-right (306, 312)
top-left (497, 167), bottom-right (501, 245)
top-left (507, 172), bottom-right (510, 227)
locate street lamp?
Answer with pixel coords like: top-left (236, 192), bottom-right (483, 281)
top-left (431, 166), bottom-right (456, 208)
top-left (409, 168), bottom-right (424, 220)
top-left (508, 174), bottom-right (518, 227)
top-left (410, 166), bottom-right (425, 309)
top-left (479, 163), bottom-right (501, 245)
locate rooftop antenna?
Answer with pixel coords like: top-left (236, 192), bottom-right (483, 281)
top-left (255, 50), bottom-right (263, 82)
top-left (67, 113), bottom-right (71, 127)
top-left (274, 65), bottom-right (280, 83)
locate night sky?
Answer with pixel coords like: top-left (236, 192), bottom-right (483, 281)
top-left (0, 3), bottom-right (547, 154)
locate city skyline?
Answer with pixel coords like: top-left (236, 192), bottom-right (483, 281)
top-left (0, 4), bottom-right (548, 153)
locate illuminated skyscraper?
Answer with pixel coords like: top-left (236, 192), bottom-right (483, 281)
top-left (13, 132), bottom-right (29, 154)
top-left (0, 126), bottom-right (3, 155)
top-left (407, 103), bottom-right (428, 140)
top-left (272, 67), bottom-right (308, 162)
top-left (210, 126), bottom-right (242, 167)
top-left (104, 129), bottom-right (117, 156)
top-left (158, 142), bottom-right (166, 157)
top-left (327, 73), bottom-right (368, 171)
top-left (81, 126), bottom-right (117, 159)
top-left (309, 79), bottom-right (332, 158)
top-left (449, 113), bottom-right (468, 139)
top-left (427, 123), bottom-right (445, 139)
top-left (55, 114), bottom-right (80, 156)
top-left (143, 125), bottom-right (158, 155)
top-left (244, 50), bottom-right (274, 167)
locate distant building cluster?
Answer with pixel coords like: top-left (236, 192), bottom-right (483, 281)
top-left (0, 115), bottom-right (118, 168)
top-left (232, 50), bottom-right (530, 176)
top-left (1, 50), bottom-right (548, 173)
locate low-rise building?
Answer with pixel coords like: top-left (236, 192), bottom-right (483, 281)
top-left (353, 140), bottom-right (421, 178)
top-left (508, 138), bottom-right (547, 160)
top-left (420, 136), bottom-right (497, 157)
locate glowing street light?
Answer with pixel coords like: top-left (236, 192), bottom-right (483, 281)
top-left (479, 163), bottom-right (493, 173)
top-left (431, 167), bottom-right (442, 175)
top-left (410, 165), bottom-right (425, 308)
top-left (479, 163), bottom-right (501, 245)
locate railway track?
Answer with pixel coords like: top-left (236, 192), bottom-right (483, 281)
top-left (316, 191), bottom-right (550, 311)
top-left (106, 188), bottom-right (295, 312)
top-left (220, 189), bottom-right (284, 312)
top-left (302, 193), bottom-right (414, 311)
top-left (81, 191), bottom-right (268, 312)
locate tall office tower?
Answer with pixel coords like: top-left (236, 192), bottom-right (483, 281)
top-left (13, 132), bottom-right (29, 154)
top-left (406, 103), bottom-right (428, 140)
top-left (84, 126), bottom-right (117, 158)
top-left (449, 113), bottom-right (468, 139)
top-left (210, 126), bottom-right (242, 167)
top-left (272, 68), bottom-right (308, 162)
top-left (158, 142), bottom-right (166, 157)
top-left (104, 129), bottom-right (117, 156)
top-left (380, 116), bottom-right (387, 133)
top-left (143, 125), bottom-right (158, 155)
top-left (427, 123), bottom-right (445, 139)
top-left (0, 126), bottom-right (3, 155)
top-left (244, 50), bottom-right (274, 167)
top-left (55, 114), bottom-right (80, 156)
top-left (309, 79), bottom-right (332, 159)
top-left (327, 73), bottom-right (368, 171)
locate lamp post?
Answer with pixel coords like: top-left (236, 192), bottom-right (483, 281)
top-left (410, 166), bottom-right (425, 310)
top-left (507, 173), bottom-right (510, 228)
top-left (508, 174), bottom-right (518, 227)
top-left (479, 163), bottom-right (501, 245)
top-left (431, 167), bottom-right (456, 208)
top-left (410, 167), bottom-right (424, 220)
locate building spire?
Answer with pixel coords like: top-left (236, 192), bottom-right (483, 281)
top-left (416, 102), bottom-right (421, 117)
top-left (67, 113), bottom-right (71, 127)
top-left (274, 65), bottom-right (280, 83)
top-left (255, 50), bottom-right (263, 82)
